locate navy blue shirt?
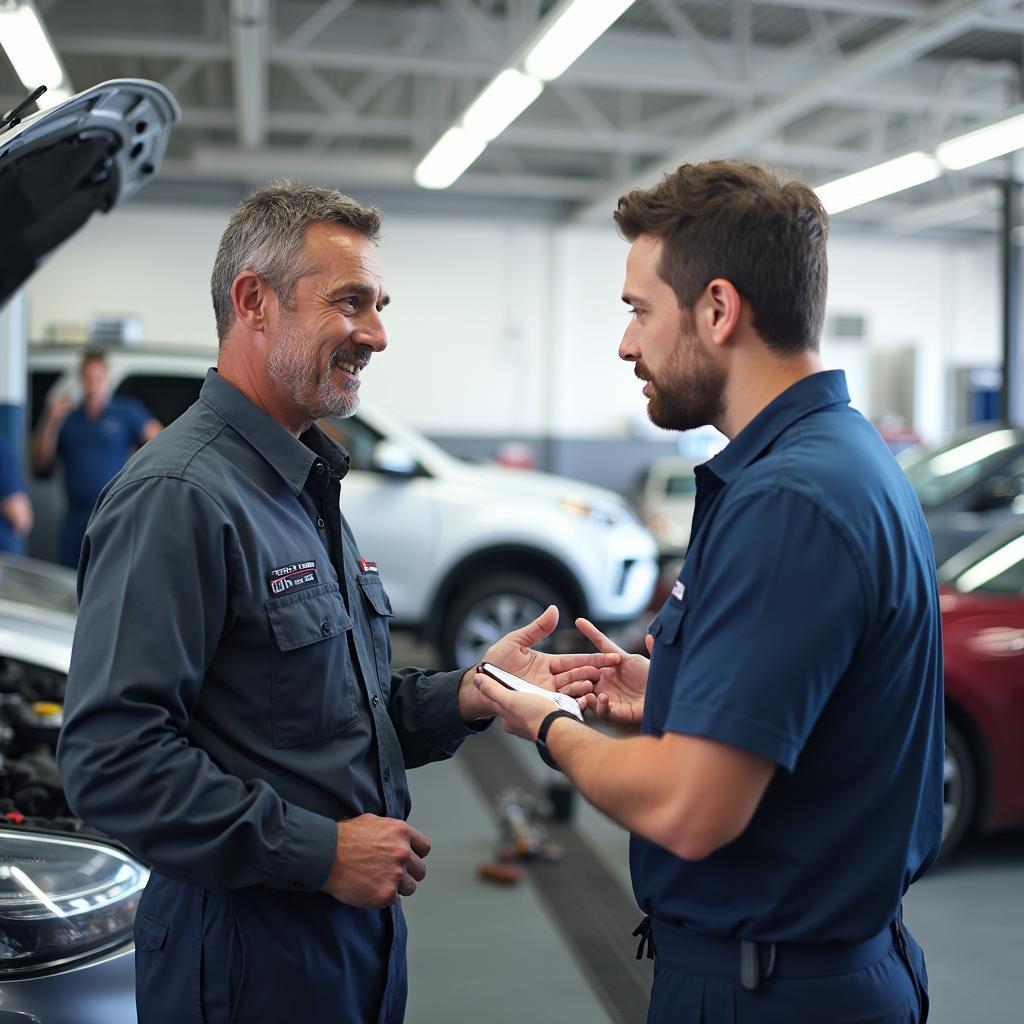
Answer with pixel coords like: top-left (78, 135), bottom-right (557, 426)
top-left (58, 395), bottom-right (153, 506)
top-left (633, 370), bottom-right (943, 943)
top-left (0, 439), bottom-right (25, 553)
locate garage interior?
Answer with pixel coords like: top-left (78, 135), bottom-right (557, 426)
top-left (2, 2), bottom-right (1023, 1023)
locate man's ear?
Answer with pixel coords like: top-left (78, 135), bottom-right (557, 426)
top-left (702, 278), bottom-right (742, 348)
top-left (231, 271), bottom-right (272, 333)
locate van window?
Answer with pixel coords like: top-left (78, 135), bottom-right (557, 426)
top-left (115, 375), bottom-right (204, 426)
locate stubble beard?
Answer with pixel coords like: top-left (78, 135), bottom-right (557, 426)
top-left (267, 311), bottom-right (360, 421)
top-left (643, 311), bottom-right (727, 433)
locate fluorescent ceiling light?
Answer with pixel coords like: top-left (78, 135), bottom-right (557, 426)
top-left (462, 69), bottom-right (543, 143)
top-left (414, 128), bottom-right (486, 190)
top-left (525, 0), bottom-right (636, 82)
top-left (815, 152), bottom-right (940, 214)
top-left (0, 2), bottom-right (64, 90)
top-left (936, 112), bottom-right (1024, 171)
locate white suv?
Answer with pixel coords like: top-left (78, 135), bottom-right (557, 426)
top-left (29, 346), bottom-right (658, 666)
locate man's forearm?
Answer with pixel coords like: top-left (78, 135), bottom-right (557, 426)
top-left (546, 719), bottom-right (770, 862)
top-left (546, 719), bottom-right (684, 853)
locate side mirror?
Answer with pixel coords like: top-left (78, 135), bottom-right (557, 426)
top-left (974, 476), bottom-right (1020, 511)
top-left (370, 440), bottom-right (418, 477)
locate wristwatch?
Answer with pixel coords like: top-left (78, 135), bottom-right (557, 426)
top-left (536, 709), bottom-right (581, 771)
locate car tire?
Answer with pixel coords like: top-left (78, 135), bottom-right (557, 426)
top-left (940, 716), bottom-right (977, 860)
top-left (440, 573), bottom-right (569, 669)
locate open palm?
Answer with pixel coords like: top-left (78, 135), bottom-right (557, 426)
top-left (480, 605), bottom-right (619, 698)
top-left (574, 618), bottom-right (650, 727)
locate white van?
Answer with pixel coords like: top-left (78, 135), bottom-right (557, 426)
top-left (28, 346), bottom-right (658, 667)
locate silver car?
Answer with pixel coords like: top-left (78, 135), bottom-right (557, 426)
top-left (0, 77), bottom-right (178, 1024)
top-left (0, 556), bottom-right (144, 1023)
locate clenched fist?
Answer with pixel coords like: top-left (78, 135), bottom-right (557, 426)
top-left (321, 814), bottom-right (431, 908)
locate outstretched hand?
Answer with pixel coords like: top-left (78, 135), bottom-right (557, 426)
top-left (456, 605), bottom-right (621, 722)
top-left (574, 618), bottom-right (651, 728)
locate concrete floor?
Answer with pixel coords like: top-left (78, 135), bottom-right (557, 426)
top-left (394, 633), bottom-right (1024, 1024)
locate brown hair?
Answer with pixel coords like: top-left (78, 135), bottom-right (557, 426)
top-left (79, 351), bottom-right (107, 374)
top-left (614, 161), bottom-right (828, 354)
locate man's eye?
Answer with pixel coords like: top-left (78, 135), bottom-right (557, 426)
top-left (339, 297), bottom-right (358, 311)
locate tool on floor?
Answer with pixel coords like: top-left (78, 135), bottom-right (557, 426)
top-left (477, 786), bottom-right (563, 886)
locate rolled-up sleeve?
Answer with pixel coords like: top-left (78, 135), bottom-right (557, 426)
top-left (57, 475), bottom-right (337, 891)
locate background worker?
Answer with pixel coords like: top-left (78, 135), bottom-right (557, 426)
top-left (31, 351), bottom-right (161, 567)
top-left (476, 160), bottom-right (942, 1024)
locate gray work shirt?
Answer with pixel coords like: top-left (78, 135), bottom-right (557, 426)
top-left (58, 368), bottom-right (476, 892)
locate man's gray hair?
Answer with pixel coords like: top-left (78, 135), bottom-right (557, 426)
top-left (210, 181), bottom-right (382, 344)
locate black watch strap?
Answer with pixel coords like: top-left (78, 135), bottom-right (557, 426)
top-left (536, 709), bottom-right (580, 771)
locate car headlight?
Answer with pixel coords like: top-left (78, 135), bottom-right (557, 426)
top-left (0, 830), bottom-right (148, 977)
top-left (560, 497), bottom-right (637, 527)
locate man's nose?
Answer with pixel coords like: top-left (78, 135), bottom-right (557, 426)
top-left (355, 309), bottom-right (387, 352)
top-left (618, 324), bottom-right (639, 362)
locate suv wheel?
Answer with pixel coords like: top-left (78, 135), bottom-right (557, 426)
top-left (441, 573), bottom-right (567, 669)
top-left (941, 716), bottom-right (976, 860)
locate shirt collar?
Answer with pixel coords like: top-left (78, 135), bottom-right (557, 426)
top-left (198, 368), bottom-right (350, 495)
top-left (706, 369), bottom-right (850, 484)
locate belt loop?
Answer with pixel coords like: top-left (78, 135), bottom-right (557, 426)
top-left (632, 916), bottom-right (656, 961)
top-left (740, 940), bottom-right (759, 991)
top-left (740, 940), bottom-right (776, 992)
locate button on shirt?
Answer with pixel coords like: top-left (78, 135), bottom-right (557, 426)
top-left (58, 396), bottom-right (153, 507)
top-left (58, 369), bottom-right (477, 893)
top-left (633, 371), bottom-right (944, 943)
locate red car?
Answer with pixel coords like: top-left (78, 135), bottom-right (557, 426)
top-left (938, 517), bottom-right (1024, 855)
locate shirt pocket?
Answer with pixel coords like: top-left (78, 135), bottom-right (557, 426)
top-left (265, 582), bottom-right (359, 747)
top-left (355, 573), bottom-right (394, 701)
top-left (649, 598), bottom-right (686, 647)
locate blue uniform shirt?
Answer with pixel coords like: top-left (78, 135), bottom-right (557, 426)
top-left (0, 439), bottom-right (26, 553)
top-left (58, 395), bottom-right (152, 507)
top-left (633, 370), bottom-right (943, 944)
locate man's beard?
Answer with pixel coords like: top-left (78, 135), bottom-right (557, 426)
top-left (640, 310), bottom-right (726, 432)
top-left (267, 311), bottom-right (360, 420)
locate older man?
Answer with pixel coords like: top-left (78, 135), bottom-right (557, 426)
top-left (58, 182), bottom-right (607, 1024)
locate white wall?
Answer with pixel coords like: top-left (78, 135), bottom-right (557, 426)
top-left (26, 201), bottom-right (1001, 442)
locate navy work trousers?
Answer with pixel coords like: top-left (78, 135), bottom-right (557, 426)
top-left (646, 921), bottom-right (929, 1024)
top-left (134, 872), bottom-right (407, 1024)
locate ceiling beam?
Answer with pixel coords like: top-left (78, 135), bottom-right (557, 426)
top-left (229, 0), bottom-right (268, 149)
top-left (578, 0), bottom-right (1022, 219)
top-left (51, 32), bottom-right (1013, 123)
top-left (888, 186), bottom-right (1000, 232)
top-left (282, 0), bottom-right (357, 50)
top-left (164, 146), bottom-right (596, 199)
top-left (741, 0), bottom-right (931, 15)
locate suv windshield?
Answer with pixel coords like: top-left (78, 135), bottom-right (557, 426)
top-left (900, 430), bottom-right (1021, 507)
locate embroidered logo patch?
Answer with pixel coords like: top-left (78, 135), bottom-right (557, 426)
top-left (358, 558), bottom-right (379, 575)
top-left (267, 560), bottom-right (319, 596)
top-left (671, 580), bottom-right (686, 602)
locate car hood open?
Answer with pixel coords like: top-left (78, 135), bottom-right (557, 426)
top-left (0, 79), bottom-right (179, 306)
